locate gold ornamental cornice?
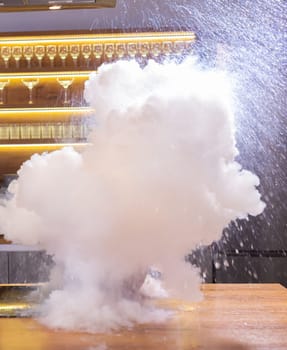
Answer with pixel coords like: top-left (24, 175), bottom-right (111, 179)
top-left (0, 31), bottom-right (196, 70)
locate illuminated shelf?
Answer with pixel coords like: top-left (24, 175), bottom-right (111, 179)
top-left (0, 30), bottom-right (196, 179)
top-left (0, 122), bottom-right (90, 142)
top-left (0, 72), bottom-right (91, 107)
top-left (0, 143), bottom-right (89, 149)
top-left (0, 31), bottom-right (196, 71)
top-left (0, 71), bottom-right (91, 79)
top-left (0, 107), bottom-right (94, 122)
top-left (0, 143), bottom-right (89, 175)
top-left (0, 32), bottom-right (196, 45)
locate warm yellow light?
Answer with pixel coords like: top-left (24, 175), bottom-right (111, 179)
top-left (49, 5), bottom-right (62, 10)
top-left (0, 32), bottom-right (196, 46)
top-left (0, 71), bottom-right (91, 80)
top-left (0, 107), bottom-right (94, 123)
top-left (0, 303), bottom-right (31, 312)
top-left (0, 143), bottom-right (90, 149)
top-left (0, 107), bottom-right (94, 115)
top-left (0, 283), bottom-right (46, 287)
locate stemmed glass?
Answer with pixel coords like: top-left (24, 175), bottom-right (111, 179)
top-left (127, 43), bottom-right (137, 58)
top-left (22, 79), bottom-right (39, 105)
top-left (81, 44), bottom-right (92, 66)
top-left (139, 42), bottom-right (149, 58)
top-left (70, 45), bottom-right (80, 67)
top-left (34, 46), bottom-right (45, 68)
top-left (1, 47), bottom-right (11, 68)
top-left (57, 78), bottom-right (74, 106)
top-left (116, 43), bottom-right (126, 59)
top-left (162, 41), bottom-right (172, 57)
top-left (105, 44), bottom-right (114, 61)
top-left (93, 44), bottom-right (103, 60)
top-left (58, 45), bottom-right (69, 67)
top-left (0, 79), bottom-right (9, 105)
top-left (23, 46), bottom-right (33, 69)
top-left (47, 45), bottom-right (57, 67)
top-left (12, 46), bottom-right (22, 68)
top-left (173, 41), bottom-right (186, 55)
top-left (150, 43), bottom-right (161, 58)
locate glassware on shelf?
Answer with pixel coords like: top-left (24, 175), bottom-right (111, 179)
top-left (58, 45), bottom-right (69, 67)
top-left (41, 123), bottom-right (51, 139)
top-left (10, 124), bottom-right (20, 140)
top-left (0, 124), bottom-right (10, 140)
top-left (150, 43), bottom-right (161, 58)
top-left (47, 45), bottom-right (57, 67)
top-left (1, 46), bottom-right (11, 68)
top-left (139, 42), bottom-right (149, 58)
top-left (93, 44), bottom-right (103, 60)
top-left (81, 44), bottom-right (92, 66)
top-left (30, 123), bottom-right (41, 139)
top-left (57, 77), bottom-right (74, 106)
top-left (12, 46), bottom-right (22, 68)
top-left (72, 123), bottom-right (86, 139)
top-left (116, 43), bottom-right (126, 59)
top-left (105, 44), bottom-right (114, 60)
top-left (162, 41), bottom-right (172, 56)
top-left (173, 41), bottom-right (186, 55)
top-left (62, 123), bottom-right (73, 139)
top-left (0, 79), bottom-right (9, 105)
top-left (53, 123), bottom-right (63, 139)
top-left (70, 45), bottom-right (80, 66)
top-left (20, 124), bottom-right (30, 139)
top-left (23, 46), bottom-right (34, 68)
top-left (34, 45), bottom-right (45, 67)
top-left (127, 43), bottom-right (137, 58)
top-left (22, 78), bottom-right (39, 105)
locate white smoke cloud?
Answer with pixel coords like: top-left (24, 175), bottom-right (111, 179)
top-left (0, 59), bottom-right (265, 332)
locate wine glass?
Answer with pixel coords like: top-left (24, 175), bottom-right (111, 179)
top-left (173, 41), bottom-right (186, 55)
top-left (12, 46), bottom-right (22, 68)
top-left (0, 79), bottom-right (9, 105)
top-left (58, 45), bottom-right (69, 67)
top-left (139, 42), bottom-right (149, 58)
top-left (162, 41), bottom-right (172, 56)
top-left (93, 44), bottom-right (103, 60)
top-left (105, 44), bottom-right (114, 61)
top-left (57, 78), bottom-right (74, 106)
top-left (34, 45), bottom-right (45, 68)
top-left (150, 43), bottom-right (161, 58)
top-left (70, 45), bottom-right (80, 66)
top-left (116, 43), bottom-right (126, 59)
top-left (22, 79), bottom-right (39, 105)
top-left (23, 46), bottom-right (33, 69)
top-left (1, 46), bottom-right (11, 68)
top-left (127, 43), bottom-right (137, 58)
top-left (47, 45), bottom-right (57, 67)
top-left (81, 44), bottom-right (92, 66)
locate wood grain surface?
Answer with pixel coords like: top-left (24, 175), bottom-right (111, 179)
top-left (0, 284), bottom-right (286, 350)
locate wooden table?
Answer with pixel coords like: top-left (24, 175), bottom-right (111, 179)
top-left (0, 284), bottom-right (286, 350)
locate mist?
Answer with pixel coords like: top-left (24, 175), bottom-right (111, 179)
top-left (0, 58), bottom-right (265, 332)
